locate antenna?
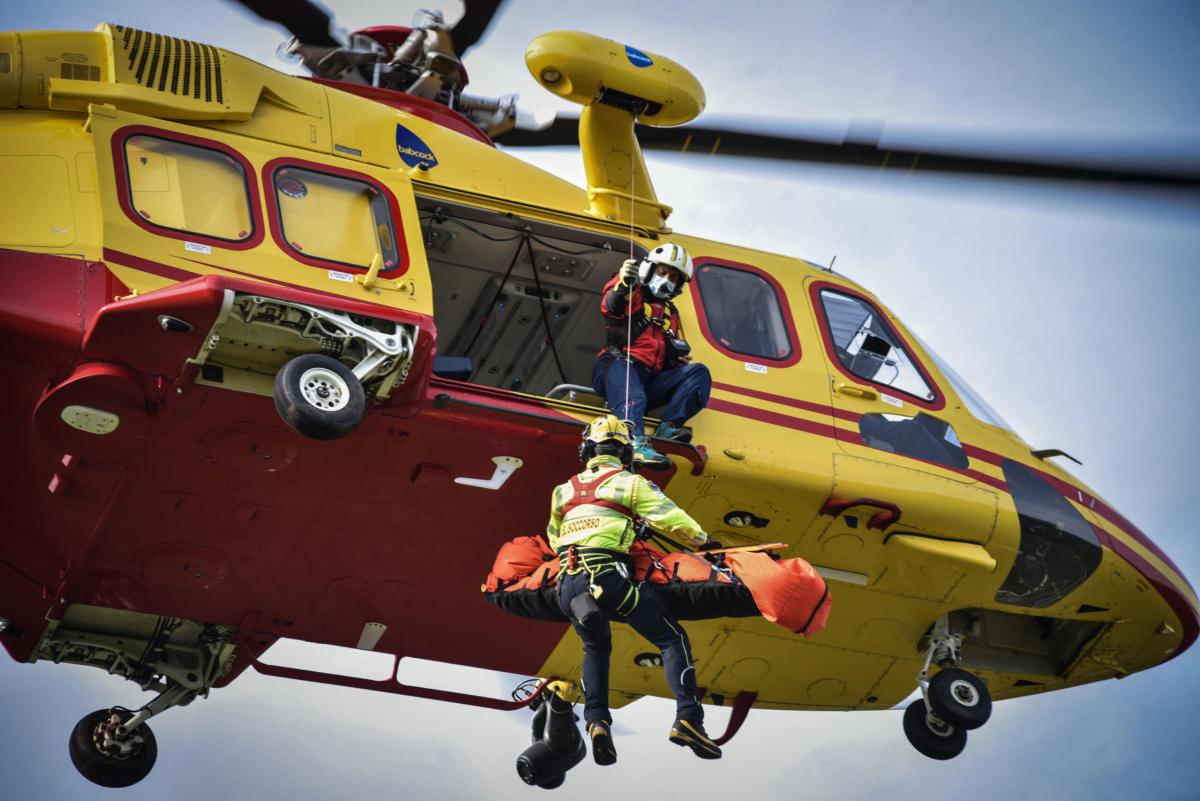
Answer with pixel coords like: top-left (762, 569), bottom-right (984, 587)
top-left (828, 255), bottom-right (837, 272)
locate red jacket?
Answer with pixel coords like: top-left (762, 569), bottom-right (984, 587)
top-left (598, 275), bottom-right (685, 372)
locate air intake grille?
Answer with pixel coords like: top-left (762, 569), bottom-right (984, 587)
top-left (113, 25), bottom-right (223, 104)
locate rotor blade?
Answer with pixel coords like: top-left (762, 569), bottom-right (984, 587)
top-left (449, 0), bottom-right (504, 56)
top-left (231, 0), bottom-right (342, 47)
top-left (497, 115), bottom-right (1200, 191)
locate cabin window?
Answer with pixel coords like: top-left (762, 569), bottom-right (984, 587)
top-left (858, 412), bottom-right (968, 469)
top-left (694, 262), bottom-right (793, 361)
top-left (995, 460), bottom-right (1102, 609)
top-left (818, 289), bottom-right (935, 402)
top-left (123, 135), bottom-right (253, 242)
top-left (272, 167), bottom-right (399, 270)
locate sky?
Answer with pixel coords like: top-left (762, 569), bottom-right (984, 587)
top-left (2, 1), bottom-right (1199, 799)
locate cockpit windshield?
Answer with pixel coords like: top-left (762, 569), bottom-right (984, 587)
top-left (912, 333), bottom-right (1013, 431)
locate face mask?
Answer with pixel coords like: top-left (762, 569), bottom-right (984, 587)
top-left (647, 274), bottom-right (677, 298)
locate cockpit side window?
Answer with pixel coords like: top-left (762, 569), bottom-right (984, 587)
top-left (995, 460), bottom-right (1102, 608)
top-left (817, 289), bottom-right (936, 403)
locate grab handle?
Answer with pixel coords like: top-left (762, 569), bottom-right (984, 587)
top-left (820, 497), bottom-right (902, 531)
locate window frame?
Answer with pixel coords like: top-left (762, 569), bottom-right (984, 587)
top-left (809, 279), bottom-right (946, 411)
top-left (262, 157), bottom-right (410, 275)
top-left (112, 125), bottom-right (264, 250)
top-left (688, 257), bottom-right (801, 367)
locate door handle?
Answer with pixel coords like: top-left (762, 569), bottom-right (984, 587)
top-left (835, 381), bottom-right (878, 400)
top-left (820, 497), bottom-right (902, 530)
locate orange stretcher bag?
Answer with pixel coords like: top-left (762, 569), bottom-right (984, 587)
top-left (483, 537), bottom-right (831, 637)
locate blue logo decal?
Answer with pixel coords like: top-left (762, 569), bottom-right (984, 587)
top-left (625, 45), bottom-right (653, 68)
top-left (395, 124), bottom-right (438, 169)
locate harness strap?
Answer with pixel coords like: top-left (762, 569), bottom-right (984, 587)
top-left (561, 468), bottom-right (631, 517)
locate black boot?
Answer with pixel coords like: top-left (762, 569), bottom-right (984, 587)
top-left (669, 718), bottom-right (722, 759)
top-left (588, 720), bottom-right (618, 766)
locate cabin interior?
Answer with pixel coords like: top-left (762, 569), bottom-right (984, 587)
top-left (417, 197), bottom-right (644, 407)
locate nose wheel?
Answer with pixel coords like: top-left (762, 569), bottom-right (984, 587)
top-left (927, 667), bottom-right (992, 730)
top-left (903, 614), bottom-right (993, 760)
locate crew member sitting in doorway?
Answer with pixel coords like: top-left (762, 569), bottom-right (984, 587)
top-left (593, 243), bottom-right (711, 467)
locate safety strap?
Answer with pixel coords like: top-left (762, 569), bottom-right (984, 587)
top-left (562, 469), bottom-right (631, 517)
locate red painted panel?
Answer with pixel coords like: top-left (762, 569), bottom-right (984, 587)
top-left (305, 77), bottom-right (492, 146)
top-left (82, 277), bottom-right (229, 376)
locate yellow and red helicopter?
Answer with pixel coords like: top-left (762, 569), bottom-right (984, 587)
top-left (0, 0), bottom-right (1196, 790)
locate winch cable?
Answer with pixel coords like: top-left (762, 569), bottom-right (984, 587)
top-left (460, 233), bottom-right (526, 360)
top-left (522, 233), bottom-right (568, 385)
top-left (623, 148), bottom-right (637, 437)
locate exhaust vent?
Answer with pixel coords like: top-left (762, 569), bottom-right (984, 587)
top-left (114, 25), bottom-right (223, 103)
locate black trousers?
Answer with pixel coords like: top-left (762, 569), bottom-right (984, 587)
top-left (557, 567), bottom-right (703, 725)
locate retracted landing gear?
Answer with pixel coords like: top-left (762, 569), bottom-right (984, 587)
top-left (903, 614), bottom-right (993, 761)
top-left (515, 681), bottom-right (586, 790)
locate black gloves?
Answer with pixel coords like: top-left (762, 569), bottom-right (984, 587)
top-left (615, 259), bottom-right (640, 294)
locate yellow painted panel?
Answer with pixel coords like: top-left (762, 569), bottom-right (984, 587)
top-left (885, 534), bottom-right (997, 574)
top-left (701, 630), bottom-right (894, 709)
top-left (831, 453), bottom-right (999, 544)
top-left (0, 155), bottom-right (75, 246)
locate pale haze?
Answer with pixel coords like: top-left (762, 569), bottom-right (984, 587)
top-left (1, 1), bottom-right (1198, 799)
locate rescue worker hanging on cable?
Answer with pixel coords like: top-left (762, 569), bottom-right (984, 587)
top-left (594, 243), bottom-right (711, 467)
top-left (547, 414), bottom-right (723, 765)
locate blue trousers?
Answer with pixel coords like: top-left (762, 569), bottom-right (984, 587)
top-left (592, 355), bottom-right (711, 433)
top-left (557, 568), bottom-right (703, 725)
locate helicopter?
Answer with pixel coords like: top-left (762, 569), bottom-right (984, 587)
top-left (0, 0), bottom-right (1197, 793)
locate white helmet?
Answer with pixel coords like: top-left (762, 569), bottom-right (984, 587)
top-left (637, 243), bottom-right (693, 299)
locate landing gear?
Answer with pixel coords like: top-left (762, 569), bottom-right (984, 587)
top-left (903, 614), bottom-right (993, 760)
top-left (902, 700), bottom-right (967, 760)
top-left (928, 667), bottom-right (991, 730)
top-left (273, 353), bottom-right (366, 440)
top-left (39, 611), bottom-right (236, 788)
top-left (69, 709), bottom-right (158, 788)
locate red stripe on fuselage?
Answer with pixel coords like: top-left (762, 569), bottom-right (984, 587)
top-left (708, 381), bottom-right (1197, 656)
top-left (712, 380), bottom-right (860, 422)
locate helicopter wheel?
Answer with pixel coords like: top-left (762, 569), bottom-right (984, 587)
top-left (927, 668), bottom-right (991, 730)
top-left (902, 699), bottom-right (967, 760)
top-left (69, 709), bottom-right (158, 788)
top-left (273, 354), bottom-right (366, 440)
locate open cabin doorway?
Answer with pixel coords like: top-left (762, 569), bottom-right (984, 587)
top-left (418, 197), bottom-right (645, 410)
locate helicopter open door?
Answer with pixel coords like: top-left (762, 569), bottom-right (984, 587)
top-left (802, 277), bottom-right (1000, 601)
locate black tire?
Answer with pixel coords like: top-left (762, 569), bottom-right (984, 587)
top-left (68, 709), bottom-right (158, 788)
top-left (928, 668), bottom-right (992, 730)
top-left (902, 699), bottom-right (967, 760)
top-left (273, 354), bottom-right (366, 440)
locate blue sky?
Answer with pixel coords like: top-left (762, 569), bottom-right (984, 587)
top-left (2, 1), bottom-right (1198, 799)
